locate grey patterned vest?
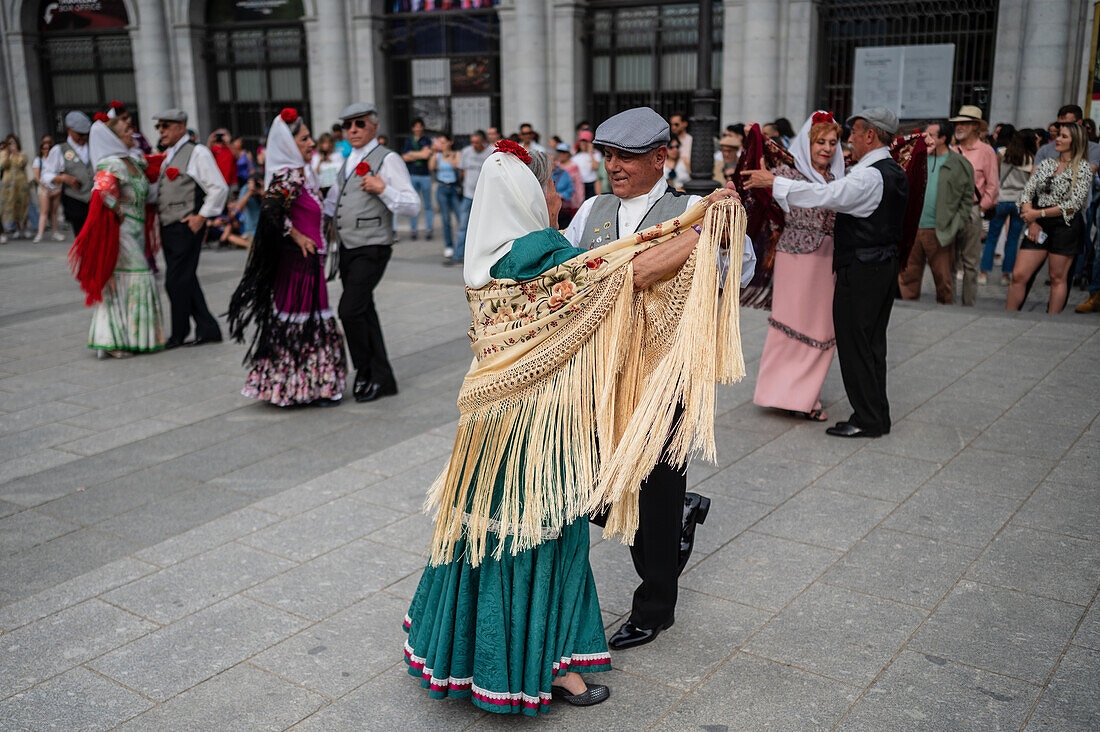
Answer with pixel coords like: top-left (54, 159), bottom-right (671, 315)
top-left (579, 189), bottom-right (691, 250)
top-left (59, 142), bottom-right (92, 203)
top-left (334, 144), bottom-right (395, 249)
top-left (157, 142), bottom-right (203, 226)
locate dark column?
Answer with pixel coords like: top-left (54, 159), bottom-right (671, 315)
top-left (683, 0), bottom-right (717, 197)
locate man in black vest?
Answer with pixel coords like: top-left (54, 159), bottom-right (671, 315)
top-left (564, 107), bottom-right (757, 650)
top-left (744, 107), bottom-right (909, 438)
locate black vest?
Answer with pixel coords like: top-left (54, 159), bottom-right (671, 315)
top-left (833, 156), bottom-right (909, 269)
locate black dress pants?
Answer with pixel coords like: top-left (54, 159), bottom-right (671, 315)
top-left (60, 195), bottom-right (89, 236)
top-left (338, 244), bottom-right (395, 387)
top-left (161, 221), bottom-right (221, 342)
top-left (832, 257), bottom-right (898, 435)
top-left (627, 451), bottom-right (687, 629)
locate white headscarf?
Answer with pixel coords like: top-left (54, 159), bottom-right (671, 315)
top-left (88, 120), bottom-right (131, 166)
top-left (264, 113), bottom-right (318, 191)
top-left (789, 111), bottom-right (846, 185)
top-left (463, 150), bottom-right (549, 288)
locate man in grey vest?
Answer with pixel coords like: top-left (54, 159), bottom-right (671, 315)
top-left (41, 111), bottom-right (93, 235)
top-left (323, 102), bottom-right (421, 402)
top-left (563, 106), bottom-right (756, 651)
top-left (151, 108), bottom-right (229, 348)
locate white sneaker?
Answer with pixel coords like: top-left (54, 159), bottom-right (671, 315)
top-left (444, 246), bottom-right (454, 258)
top-left (977, 272), bottom-right (987, 285)
top-left (0, 234), bottom-right (7, 244)
top-left (51, 232), bottom-right (65, 242)
top-left (33, 233), bottom-right (42, 243)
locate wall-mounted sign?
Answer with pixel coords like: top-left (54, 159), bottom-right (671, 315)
top-left (412, 58), bottom-right (451, 97)
top-left (207, 0), bottom-right (304, 24)
top-left (39, 0), bottom-right (128, 32)
top-left (852, 44), bottom-right (955, 120)
top-left (452, 96), bottom-right (491, 135)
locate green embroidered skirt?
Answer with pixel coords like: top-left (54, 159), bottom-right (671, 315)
top-left (403, 517), bottom-right (612, 716)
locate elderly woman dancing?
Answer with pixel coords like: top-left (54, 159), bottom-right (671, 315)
top-left (402, 142), bottom-right (747, 715)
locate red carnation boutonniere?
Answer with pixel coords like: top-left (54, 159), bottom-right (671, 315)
top-left (494, 140), bottom-right (531, 164)
top-left (354, 161), bottom-right (371, 177)
top-left (164, 167), bottom-right (180, 181)
top-left (94, 112), bottom-right (110, 124)
top-left (280, 108), bottom-right (298, 124)
top-left (811, 111), bottom-right (835, 125)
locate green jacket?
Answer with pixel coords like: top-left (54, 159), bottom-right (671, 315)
top-left (933, 150), bottom-right (976, 246)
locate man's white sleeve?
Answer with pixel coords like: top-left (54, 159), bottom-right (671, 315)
top-left (187, 145), bottom-right (229, 218)
top-left (563, 197), bottom-right (597, 246)
top-left (41, 146), bottom-right (65, 188)
top-left (772, 166), bottom-right (883, 218)
top-left (377, 152), bottom-right (422, 218)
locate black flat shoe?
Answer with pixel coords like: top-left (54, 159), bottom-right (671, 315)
top-left (550, 683), bottom-right (610, 706)
top-left (310, 397), bottom-right (342, 408)
top-left (608, 616), bottom-right (674, 650)
top-left (354, 381), bottom-right (398, 403)
top-left (185, 336), bottom-right (223, 347)
top-left (163, 339), bottom-right (184, 350)
top-left (825, 421), bottom-right (880, 438)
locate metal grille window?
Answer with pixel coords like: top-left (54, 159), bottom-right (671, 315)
top-left (586, 2), bottom-right (723, 123)
top-left (205, 25), bottom-right (310, 146)
top-left (817, 0), bottom-right (999, 120)
top-left (38, 35), bottom-right (137, 133)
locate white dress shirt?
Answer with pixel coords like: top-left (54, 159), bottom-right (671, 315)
top-left (772, 146), bottom-right (891, 218)
top-left (564, 177), bottom-right (757, 287)
top-left (41, 134), bottom-right (90, 189)
top-left (148, 137), bottom-right (229, 219)
top-left (322, 138), bottom-right (421, 219)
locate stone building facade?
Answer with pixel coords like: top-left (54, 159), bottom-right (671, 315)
top-left (0, 0), bottom-right (1093, 148)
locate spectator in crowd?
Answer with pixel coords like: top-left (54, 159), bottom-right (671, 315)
top-left (774, 117), bottom-right (796, 148)
top-left (669, 111), bottom-right (692, 163)
top-left (429, 132), bottom-right (462, 261)
top-left (311, 132), bottom-right (344, 198)
top-left (762, 123), bottom-right (781, 146)
top-left (33, 136), bottom-right (63, 242)
top-left (332, 123), bottom-right (352, 157)
top-left (551, 142), bottom-right (578, 227)
top-left (1008, 123), bottom-right (1092, 313)
top-left (713, 131), bottom-right (741, 183)
top-left (452, 129), bottom-right (490, 266)
top-left (949, 105), bottom-right (999, 306)
top-left (486, 126), bottom-right (502, 145)
top-left (518, 122), bottom-right (547, 153)
top-left (1036, 105), bottom-right (1100, 167)
top-left (573, 130), bottom-right (602, 198)
top-left (1, 135), bottom-right (31, 242)
top-left (898, 120), bottom-right (973, 304)
top-left (1084, 118), bottom-right (1098, 143)
top-left (992, 123), bottom-right (1016, 153)
top-left (232, 137), bottom-right (253, 185)
top-left (664, 137), bottom-right (690, 189)
top-left (402, 117), bottom-right (434, 240)
top-left (980, 129), bottom-right (1035, 285)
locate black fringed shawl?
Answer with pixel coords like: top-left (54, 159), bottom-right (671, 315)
top-left (226, 168), bottom-right (326, 367)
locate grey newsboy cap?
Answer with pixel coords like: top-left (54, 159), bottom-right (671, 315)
top-left (846, 107), bottom-right (899, 136)
top-left (339, 102), bottom-right (377, 121)
top-left (594, 107), bottom-right (671, 153)
top-left (153, 108), bottom-right (188, 124)
top-left (64, 111), bottom-right (91, 134)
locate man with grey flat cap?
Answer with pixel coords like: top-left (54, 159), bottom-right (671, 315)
top-left (323, 102), bottom-right (420, 402)
top-left (565, 106), bottom-right (756, 652)
top-left (150, 108), bottom-right (228, 349)
top-left (744, 106), bottom-right (910, 439)
top-left (42, 111), bottom-right (93, 235)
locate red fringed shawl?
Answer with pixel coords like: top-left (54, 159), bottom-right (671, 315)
top-left (68, 170), bottom-right (120, 306)
top-left (890, 132), bottom-right (928, 266)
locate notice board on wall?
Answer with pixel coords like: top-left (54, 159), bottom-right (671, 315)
top-left (852, 44), bottom-right (955, 120)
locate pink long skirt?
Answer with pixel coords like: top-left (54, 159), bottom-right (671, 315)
top-left (753, 237), bottom-right (837, 414)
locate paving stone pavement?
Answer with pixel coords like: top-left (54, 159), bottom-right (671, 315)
top-left (0, 234), bottom-right (1098, 731)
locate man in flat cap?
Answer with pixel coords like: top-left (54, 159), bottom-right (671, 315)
top-left (41, 111), bottom-right (93, 236)
top-left (564, 106), bottom-right (757, 651)
top-left (323, 102), bottom-right (421, 402)
top-left (151, 108), bottom-right (229, 348)
top-left (744, 107), bottom-right (909, 439)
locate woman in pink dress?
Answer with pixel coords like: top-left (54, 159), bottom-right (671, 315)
top-left (753, 112), bottom-right (844, 421)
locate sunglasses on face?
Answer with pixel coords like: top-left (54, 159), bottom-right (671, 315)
top-left (342, 118), bottom-right (369, 130)
top-left (155, 122), bottom-right (175, 130)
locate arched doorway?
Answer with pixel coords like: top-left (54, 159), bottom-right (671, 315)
top-left (35, 0), bottom-right (138, 133)
top-left (204, 0), bottom-right (310, 146)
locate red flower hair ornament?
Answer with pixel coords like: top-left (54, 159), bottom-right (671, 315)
top-left (494, 140), bottom-right (531, 165)
top-left (109, 100), bottom-right (124, 111)
top-left (94, 112), bottom-right (110, 124)
top-left (280, 108), bottom-right (298, 124)
top-left (354, 161), bottom-right (371, 177)
top-left (811, 111), bottom-right (835, 126)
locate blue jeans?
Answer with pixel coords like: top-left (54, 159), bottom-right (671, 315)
top-left (981, 201), bottom-right (1023, 274)
top-left (409, 174), bottom-right (433, 233)
top-left (435, 183), bottom-right (462, 251)
top-left (454, 196), bottom-right (473, 261)
top-left (241, 197), bottom-right (260, 236)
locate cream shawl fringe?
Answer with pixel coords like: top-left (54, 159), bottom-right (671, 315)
top-left (427, 198), bottom-right (747, 566)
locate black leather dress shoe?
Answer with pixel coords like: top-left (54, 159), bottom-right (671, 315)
top-left (550, 683), bottom-right (610, 706)
top-left (163, 338), bottom-right (184, 350)
top-left (678, 492), bottom-right (711, 573)
top-left (608, 615), bottom-right (674, 650)
top-left (185, 335), bottom-right (223, 347)
top-left (354, 381), bottom-right (398, 403)
top-left (825, 421), bottom-right (880, 438)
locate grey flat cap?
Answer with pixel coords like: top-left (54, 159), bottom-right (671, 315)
top-left (846, 107), bottom-right (899, 136)
top-left (593, 107), bottom-right (671, 153)
top-left (153, 108), bottom-right (188, 124)
top-left (64, 111), bottom-right (91, 134)
top-left (339, 102), bottom-right (377, 121)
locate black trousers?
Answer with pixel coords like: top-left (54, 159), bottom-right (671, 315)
top-left (832, 257), bottom-right (897, 435)
top-left (60, 195), bottom-right (89, 236)
top-left (161, 221), bottom-right (221, 342)
top-left (338, 244), bottom-right (395, 387)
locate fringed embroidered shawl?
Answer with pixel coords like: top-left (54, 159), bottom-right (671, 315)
top-left (427, 197), bottom-right (747, 567)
